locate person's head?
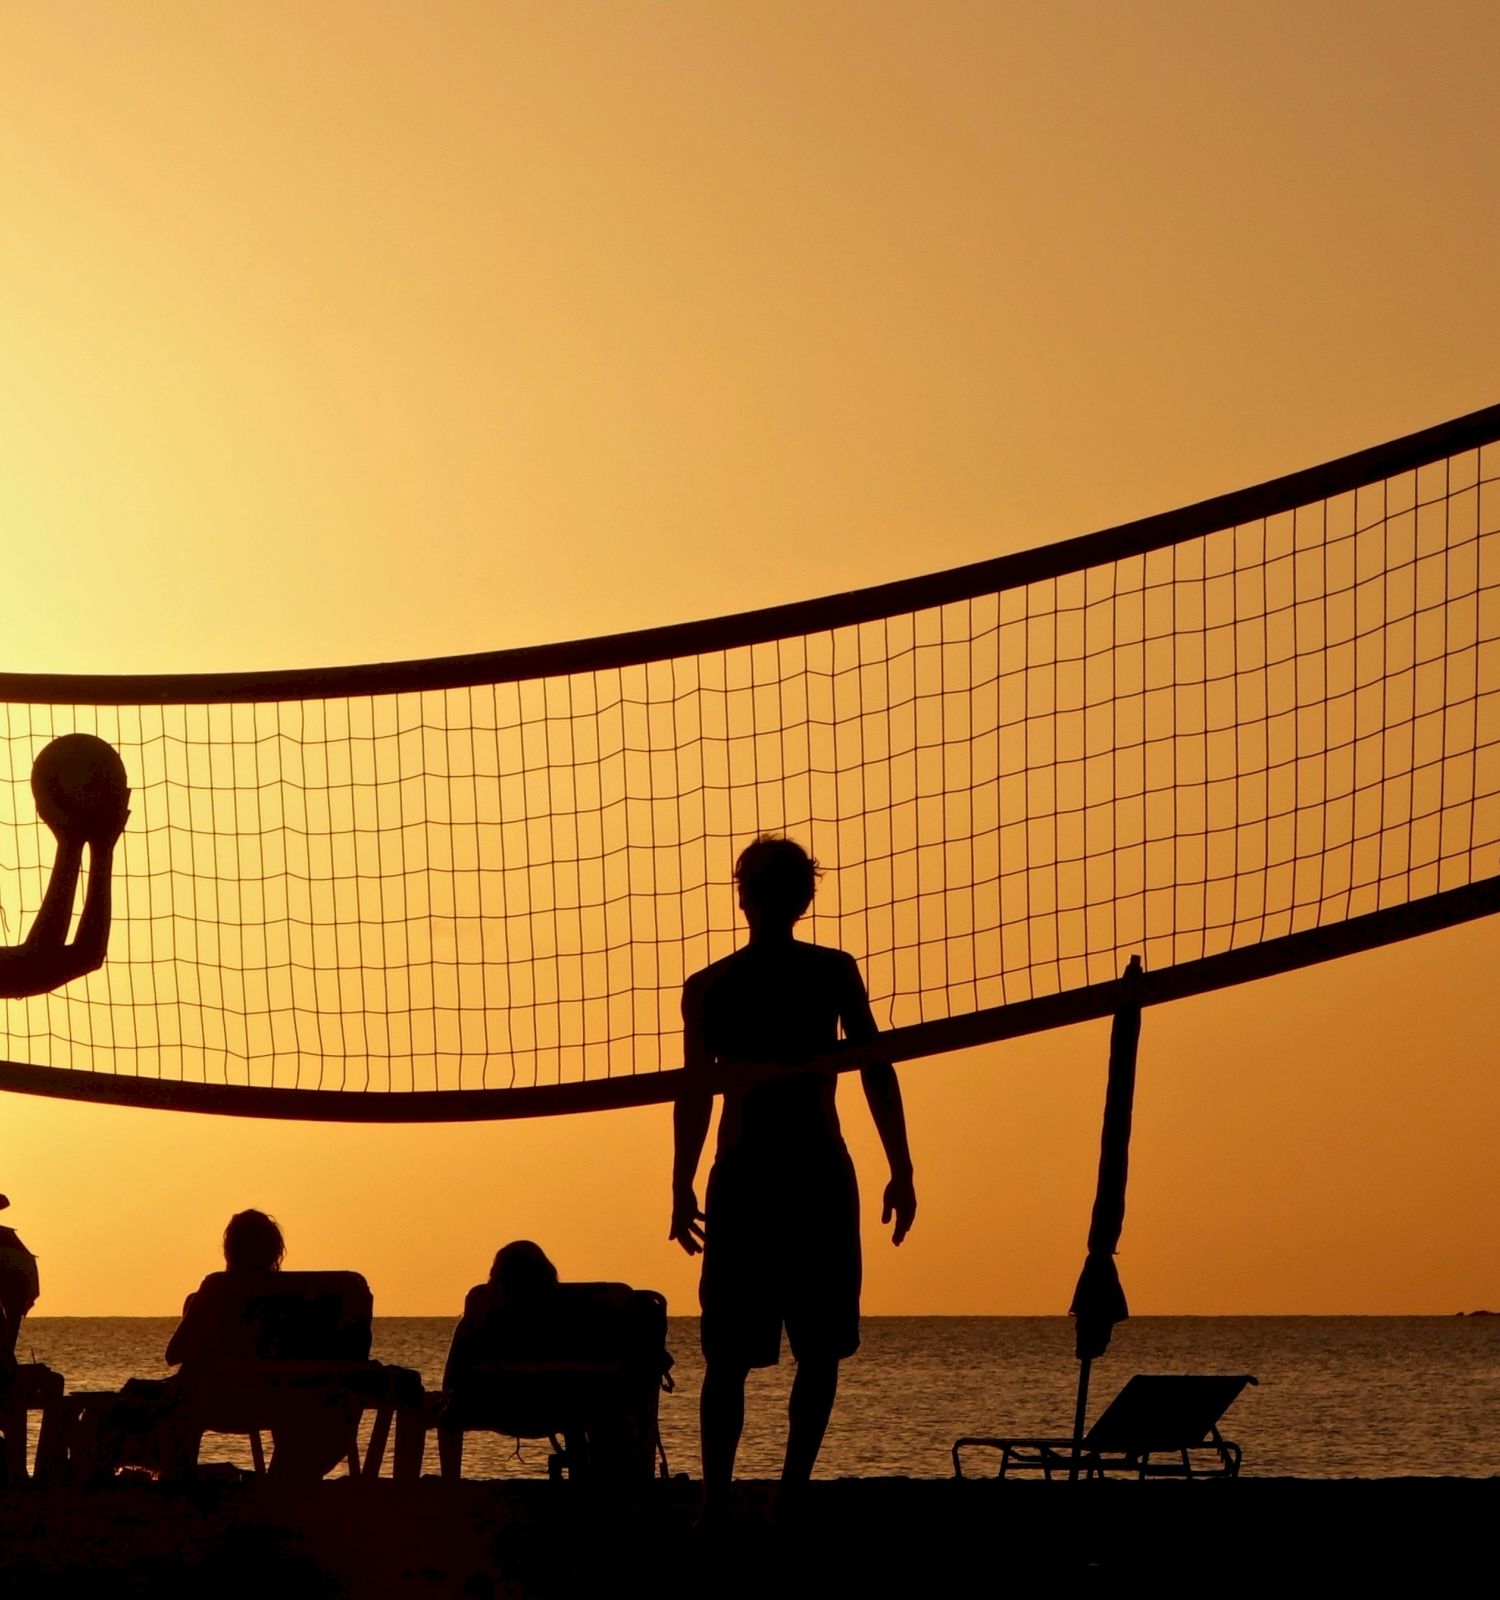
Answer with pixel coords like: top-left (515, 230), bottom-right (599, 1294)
top-left (223, 1209), bottom-right (285, 1273)
top-left (488, 1240), bottom-right (558, 1300)
top-left (734, 835), bottom-right (821, 932)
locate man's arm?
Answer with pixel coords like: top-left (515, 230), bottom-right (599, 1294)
top-left (68, 823), bottom-right (123, 973)
top-left (164, 1288), bottom-right (199, 1367)
top-left (670, 973), bottom-right (712, 1256)
top-left (0, 800), bottom-right (127, 999)
top-left (23, 836), bottom-right (83, 949)
top-left (166, 1280), bottom-right (222, 1369)
top-left (841, 954), bottom-right (917, 1246)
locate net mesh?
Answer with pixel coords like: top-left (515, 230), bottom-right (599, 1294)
top-left (3, 428), bottom-right (1499, 1101)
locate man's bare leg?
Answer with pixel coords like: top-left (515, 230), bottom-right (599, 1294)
top-left (700, 1359), bottom-right (750, 1516)
top-left (778, 1355), bottom-right (839, 1506)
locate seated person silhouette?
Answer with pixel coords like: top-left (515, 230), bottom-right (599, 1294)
top-left (0, 734), bottom-right (128, 1000)
top-left (670, 835), bottom-right (916, 1520)
top-left (440, 1241), bottom-right (566, 1476)
top-left (0, 1196), bottom-right (40, 1374)
top-left (81, 1211), bottom-right (358, 1482)
top-left (443, 1240), bottom-right (561, 1380)
top-left (165, 1210), bottom-right (359, 1482)
top-left (165, 1208), bottom-right (292, 1371)
top-left (440, 1242), bottom-right (670, 1482)
top-left (0, 1195), bottom-right (44, 1481)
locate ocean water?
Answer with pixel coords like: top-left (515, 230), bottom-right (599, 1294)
top-left (16, 1316), bottom-right (1500, 1480)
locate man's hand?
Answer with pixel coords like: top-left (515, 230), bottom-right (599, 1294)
top-left (39, 792), bottom-right (130, 850)
top-left (36, 799), bottom-right (72, 845)
top-left (85, 792), bottom-right (131, 851)
top-left (669, 1185), bottom-right (706, 1256)
top-left (882, 1172), bottom-right (917, 1246)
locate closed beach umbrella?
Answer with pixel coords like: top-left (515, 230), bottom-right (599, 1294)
top-left (1067, 955), bottom-right (1144, 1468)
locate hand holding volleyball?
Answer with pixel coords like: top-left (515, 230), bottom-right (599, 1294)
top-left (30, 734), bottom-right (131, 847)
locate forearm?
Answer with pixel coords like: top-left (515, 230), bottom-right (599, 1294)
top-left (862, 1062), bottom-right (914, 1179)
top-left (70, 844), bottom-right (117, 968)
top-left (23, 840), bottom-right (84, 949)
top-left (166, 1289), bottom-right (207, 1366)
top-left (672, 1090), bottom-right (712, 1192)
top-left (0, 945), bottom-right (85, 998)
top-left (0, 844), bottom-right (116, 996)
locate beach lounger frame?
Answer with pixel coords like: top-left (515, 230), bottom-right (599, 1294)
top-left (952, 1373), bottom-right (1258, 1481)
top-left (434, 1280), bottom-right (672, 1484)
top-left (64, 1271), bottom-right (425, 1483)
top-left (185, 1355), bottom-right (425, 1480)
top-left (179, 1271), bottom-right (426, 1480)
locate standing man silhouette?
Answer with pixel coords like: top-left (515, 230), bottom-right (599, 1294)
top-left (670, 836), bottom-right (916, 1520)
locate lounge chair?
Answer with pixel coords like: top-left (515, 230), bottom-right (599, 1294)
top-left (70, 1271), bottom-right (424, 1482)
top-left (952, 1373), bottom-right (1257, 1481)
top-left (434, 1280), bottom-right (673, 1483)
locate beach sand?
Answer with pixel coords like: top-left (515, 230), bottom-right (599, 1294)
top-left (1, 1475), bottom-right (1495, 1596)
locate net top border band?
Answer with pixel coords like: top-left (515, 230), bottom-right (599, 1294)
top-left (6, 400), bottom-right (1499, 707)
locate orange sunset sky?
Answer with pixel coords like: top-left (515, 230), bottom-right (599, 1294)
top-left (2, 1), bottom-right (1499, 1316)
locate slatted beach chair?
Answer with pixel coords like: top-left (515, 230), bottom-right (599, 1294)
top-left (434, 1280), bottom-right (673, 1483)
top-left (180, 1271), bottom-right (425, 1480)
top-left (68, 1271), bottom-right (425, 1482)
top-left (953, 1374), bottom-right (1257, 1481)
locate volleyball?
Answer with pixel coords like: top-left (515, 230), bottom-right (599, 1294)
top-left (30, 734), bottom-right (130, 835)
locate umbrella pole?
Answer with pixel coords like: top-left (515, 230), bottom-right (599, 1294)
top-left (1068, 1357), bottom-right (1092, 1483)
top-left (1068, 955), bottom-right (1144, 1483)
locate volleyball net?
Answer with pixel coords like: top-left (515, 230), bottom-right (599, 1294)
top-left (3, 404), bottom-right (1499, 1119)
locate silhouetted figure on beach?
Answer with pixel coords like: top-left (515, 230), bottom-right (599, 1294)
top-left (0, 735), bottom-right (128, 999)
top-left (671, 836), bottom-right (916, 1519)
top-left (492, 1240), bottom-right (560, 1302)
top-left (440, 1242), bottom-right (671, 1483)
top-left (0, 1196), bottom-right (40, 1373)
top-left (440, 1240), bottom-right (564, 1477)
top-left (166, 1209), bottom-right (289, 1369)
top-left (165, 1209), bottom-right (352, 1481)
top-left (442, 1240), bottom-right (561, 1386)
top-left (78, 1210), bottom-right (354, 1482)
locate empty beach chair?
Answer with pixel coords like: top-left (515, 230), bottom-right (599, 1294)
top-left (435, 1280), bottom-right (673, 1483)
top-left (953, 1373), bottom-right (1257, 1481)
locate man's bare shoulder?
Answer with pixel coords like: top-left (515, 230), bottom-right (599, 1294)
top-left (684, 950), bottom-right (746, 990)
top-left (793, 939), bottom-right (865, 977)
top-left (685, 942), bottom-right (864, 996)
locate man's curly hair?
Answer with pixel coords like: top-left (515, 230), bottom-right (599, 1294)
top-left (734, 835), bottom-right (822, 925)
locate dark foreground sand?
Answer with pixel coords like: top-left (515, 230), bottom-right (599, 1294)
top-left (2, 1476), bottom-right (1495, 1597)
